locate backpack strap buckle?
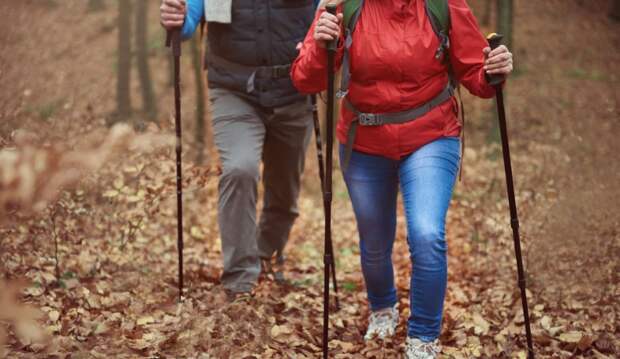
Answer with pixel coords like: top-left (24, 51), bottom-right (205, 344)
top-left (435, 32), bottom-right (450, 60)
top-left (270, 64), bottom-right (291, 78)
top-left (358, 113), bottom-right (382, 126)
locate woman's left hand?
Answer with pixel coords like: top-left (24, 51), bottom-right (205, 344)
top-left (483, 45), bottom-right (513, 76)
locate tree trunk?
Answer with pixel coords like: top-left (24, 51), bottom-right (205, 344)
top-left (135, 0), bottom-right (157, 122)
top-left (611, 0), bottom-right (620, 21)
top-left (116, 0), bottom-right (132, 120)
top-left (487, 0), bottom-right (513, 144)
top-left (481, 0), bottom-right (493, 27)
top-left (88, 0), bottom-right (105, 12)
top-left (496, 0), bottom-right (514, 51)
top-left (191, 35), bottom-right (207, 164)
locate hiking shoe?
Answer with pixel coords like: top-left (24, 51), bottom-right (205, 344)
top-left (225, 289), bottom-right (254, 304)
top-left (261, 256), bottom-right (287, 284)
top-left (273, 255), bottom-right (287, 284)
top-left (364, 304), bottom-right (398, 340)
top-left (404, 337), bottom-right (441, 359)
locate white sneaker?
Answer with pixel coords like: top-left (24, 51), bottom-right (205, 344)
top-left (364, 305), bottom-right (399, 340)
top-left (404, 337), bottom-right (441, 359)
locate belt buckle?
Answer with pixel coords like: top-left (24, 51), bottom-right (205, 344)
top-left (359, 113), bottom-right (381, 126)
top-left (272, 65), bottom-right (289, 79)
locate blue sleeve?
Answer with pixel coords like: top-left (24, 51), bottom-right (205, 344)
top-left (181, 0), bottom-right (205, 40)
top-left (313, 0), bottom-right (320, 10)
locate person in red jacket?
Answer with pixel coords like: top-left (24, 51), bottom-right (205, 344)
top-left (291, 0), bottom-right (513, 357)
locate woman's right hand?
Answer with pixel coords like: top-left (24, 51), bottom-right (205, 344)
top-left (313, 11), bottom-right (343, 48)
top-left (160, 0), bottom-right (187, 30)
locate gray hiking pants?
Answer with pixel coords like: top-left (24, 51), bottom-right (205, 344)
top-left (209, 87), bottom-right (313, 293)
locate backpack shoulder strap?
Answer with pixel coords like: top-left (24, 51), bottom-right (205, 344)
top-left (343, 0), bottom-right (363, 31)
top-left (338, 0), bottom-right (364, 99)
top-left (426, 0), bottom-right (451, 35)
top-left (425, 0), bottom-right (451, 60)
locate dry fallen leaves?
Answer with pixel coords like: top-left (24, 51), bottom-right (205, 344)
top-left (0, 280), bottom-right (48, 354)
top-left (0, 124), bottom-right (172, 221)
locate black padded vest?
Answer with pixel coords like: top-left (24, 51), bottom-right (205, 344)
top-left (206, 0), bottom-right (315, 108)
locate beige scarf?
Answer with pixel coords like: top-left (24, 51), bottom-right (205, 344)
top-left (205, 0), bottom-right (339, 24)
top-left (205, 0), bottom-right (232, 23)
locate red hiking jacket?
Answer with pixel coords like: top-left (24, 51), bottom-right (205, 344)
top-left (291, 0), bottom-right (498, 160)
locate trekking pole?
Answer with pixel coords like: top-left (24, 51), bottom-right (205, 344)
top-left (311, 94), bottom-right (340, 311)
top-left (166, 29), bottom-right (184, 302)
top-left (487, 33), bottom-right (535, 359)
top-left (311, 95), bottom-right (326, 204)
top-left (322, 4), bottom-right (337, 358)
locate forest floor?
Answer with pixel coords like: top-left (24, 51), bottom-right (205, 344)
top-left (0, 0), bottom-right (618, 358)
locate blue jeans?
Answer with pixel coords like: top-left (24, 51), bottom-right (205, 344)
top-left (340, 137), bottom-right (460, 341)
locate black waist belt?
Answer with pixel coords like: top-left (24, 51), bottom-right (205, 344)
top-left (207, 53), bottom-right (291, 93)
top-left (342, 83), bottom-right (455, 170)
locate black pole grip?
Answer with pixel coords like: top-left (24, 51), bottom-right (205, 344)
top-left (486, 33), bottom-right (504, 86)
top-left (326, 4), bottom-right (338, 51)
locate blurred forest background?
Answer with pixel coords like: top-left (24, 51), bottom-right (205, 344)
top-left (0, 0), bottom-right (618, 358)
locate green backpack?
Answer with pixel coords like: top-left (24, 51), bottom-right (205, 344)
top-left (343, 0), bottom-right (450, 58)
top-left (337, 0), bottom-right (454, 99)
top-left (343, 0), bottom-right (450, 27)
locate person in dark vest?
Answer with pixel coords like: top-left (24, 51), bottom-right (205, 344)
top-left (160, 0), bottom-right (317, 300)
